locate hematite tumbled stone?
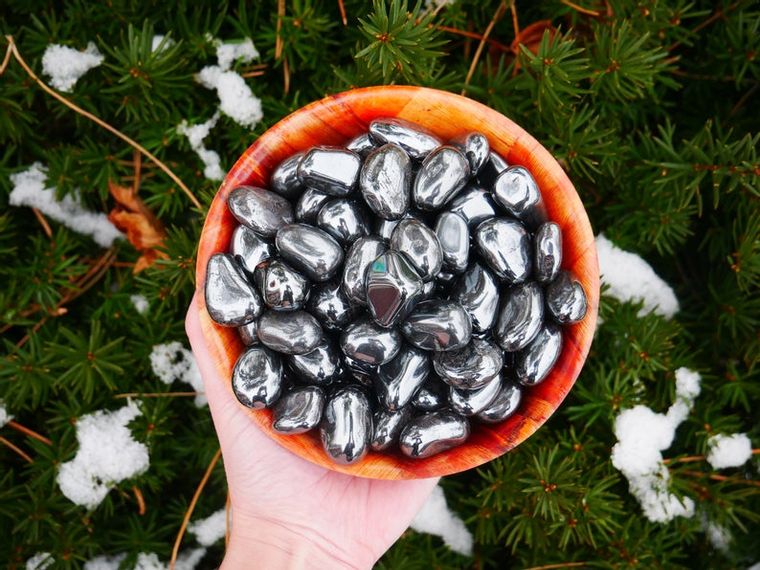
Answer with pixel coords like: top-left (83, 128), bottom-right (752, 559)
top-left (257, 310), bottom-right (323, 355)
top-left (399, 410), bottom-right (470, 458)
top-left (316, 199), bottom-right (371, 246)
top-left (494, 282), bottom-right (544, 352)
top-left (227, 186), bottom-right (294, 238)
top-left (272, 386), bottom-right (324, 434)
top-left (230, 225), bottom-right (274, 275)
top-left (232, 346), bottom-right (283, 409)
top-left (295, 188), bottom-right (331, 223)
top-left (276, 223), bottom-right (344, 282)
top-left (375, 344), bottom-right (430, 410)
top-left (288, 339), bottom-right (340, 385)
top-left (449, 373), bottom-right (502, 416)
top-left (297, 147), bottom-right (361, 196)
top-left (451, 263), bottom-right (500, 334)
top-left (477, 382), bottom-right (522, 423)
top-left (447, 184), bottom-right (498, 228)
top-left (515, 322), bottom-right (563, 386)
top-left (307, 280), bottom-right (354, 331)
top-left (371, 407), bottom-right (412, 451)
top-left (434, 211), bottom-right (469, 274)
top-left (492, 166), bottom-right (547, 229)
top-left (340, 317), bottom-right (402, 366)
top-left (534, 222), bottom-right (562, 283)
top-left (368, 118), bottom-right (442, 160)
top-left (205, 253), bottom-right (262, 326)
top-left (360, 143), bottom-right (412, 220)
top-left (475, 218), bottom-right (532, 283)
top-left (320, 386), bottom-right (372, 465)
top-left (389, 219), bottom-right (443, 281)
top-left (413, 146), bottom-right (470, 211)
top-left (401, 299), bottom-right (472, 352)
top-left (254, 259), bottom-right (309, 311)
top-left (366, 251), bottom-right (424, 328)
top-left (411, 377), bottom-right (448, 411)
top-left (546, 271), bottom-right (587, 324)
top-left (342, 237), bottom-right (388, 307)
top-left (433, 338), bottom-right (503, 390)
top-left (270, 152), bottom-right (304, 200)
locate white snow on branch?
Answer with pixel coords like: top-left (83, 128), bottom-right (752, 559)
top-left (189, 508), bottom-right (227, 547)
top-left (42, 42), bottom-right (103, 92)
top-left (57, 401), bottom-right (150, 509)
top-left (25, 553), bottom-right (53, 570)
top-left (150, 342), bottom-right (207, 407)
top-left (704, 520), bottom-right (731, 553)
top-left (131, 294), bottom-right (149, 315)
top-left (9, 163), bottom-right (123, 248)
top-left (215, 38), bottom-right (259, 72)
top-left (177, 112), bottom-right (225, 181)
top-left (195, 38), bottom-right (263, 129)
top-left (0, 399), bottom-right (12, 428)
top-left (410, 485), bottom-right (473, 556)
top-left (151, 34), bottom-right (175, 53)
top-left (595, 234), bottom-right (680, 319)
top-left (706, 433), bottom-right (753, 469)
top-left (611, 367), bottom-right (702, 523)
top-left (85, 549), bottom-right (206, 570)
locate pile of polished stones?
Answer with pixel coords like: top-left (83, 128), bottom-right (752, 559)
top-left (204, 118), bottom-right (587, 465)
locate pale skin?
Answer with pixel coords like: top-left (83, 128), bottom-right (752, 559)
top-left (186, 294), bottom-right (439, 569)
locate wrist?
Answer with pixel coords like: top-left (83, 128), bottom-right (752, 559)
top-left (222, 512), bottom-right (375, 570)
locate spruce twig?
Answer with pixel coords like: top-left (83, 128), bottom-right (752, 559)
top-left (559, 0), bottom-right (601, 17)
top-left (461, 1), bottom-right (507, 95)
top-left (0, 435), bottom-right (33, 463)
top-left (0, 36), bottom-right (201, 210)
top-left (6, 421), bottom-right (52, 446)
top-left (114, 392), bottom-right (200, 399)
top-left (169, 447), bottom-right (222, 570)
top-left (668, 0), bottom-right (745, 51)
top-left (663, 449), bottom-right (760, 464)
top-left (338, 0), bottom-right (348, 26)
top-left (31, 209), bottom-right (53, 239)
top-left (523, 563), bottom-right (588, 570)
top-left (132, 485), bottom-right (146, 516)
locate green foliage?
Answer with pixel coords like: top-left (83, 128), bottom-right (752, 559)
top-left (0, 0), bottom-right (758, 568)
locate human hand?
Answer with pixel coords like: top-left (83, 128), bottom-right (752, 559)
top-left (185, 293), bottom-right (439, 569)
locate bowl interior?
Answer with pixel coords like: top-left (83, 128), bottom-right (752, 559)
top-left (195, 85), bottom-right (599, 480)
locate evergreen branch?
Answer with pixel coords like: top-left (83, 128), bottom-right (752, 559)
top-left (461, 1), bottom-right (507, 96)
top-left (681, 470), bottom-right (760, 488)
top-left (668, 0), bottom-right (745, 51)
top-left (664, 449), bottom-right (760, 465)
top-left (0, 435), bottom-right (33, 463)
top-left (0, 35), bottom-right (201, 210)
top-left (5, 421), bottom-right (52, 446)
top-left (169, 447), bottom-right (222, 570)
top-left (132, 486), bottom-right (146, 516)
top-left (523, 562), bottom-right (589, 570)
top-left (30, 209), bottom-right (53, 239)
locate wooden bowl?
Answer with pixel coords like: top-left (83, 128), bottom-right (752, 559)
top-left (194, 86), bottom-right (599, 480)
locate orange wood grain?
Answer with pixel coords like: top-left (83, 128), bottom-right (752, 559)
top-left (195, 86), bottom-right (599, 480)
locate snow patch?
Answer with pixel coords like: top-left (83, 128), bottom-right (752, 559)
top-left (131, 294), bottom-right (149, 315)
top-left (596, 234), bottom-right (680, 319)
top-left (189, 508), bottom-right (227, 547)
top-left (707, 433), bottom-right (753, 469)
top-left (610, 367), bottom-right (701, 522)
top-left (151, 35), bottom-right (174, 53)
top-left (42, 42), bottom-right (103, 92)
top-left (9, 163), bottom-right (123, 248)
top-left (0, 399), bottom-right (12, 428)
top-left (177, 112), bottom-right (225, 181)
top-left (85, 550), bottom-right (205, 570)
top-left (410, 485), bottom-right (473, 556)
top-left (56, 401), bottom-right (150, 509)
top-left (704, 520), bottom-right (731, 553)
top-left (195, 38), bottom-right (263, 129)
top-left (26, 553), bottom-right (53, 570)
top-left (150, 342), bottom-right (207, 407)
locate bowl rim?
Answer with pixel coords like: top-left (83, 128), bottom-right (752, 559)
top-left (194, 85), bottom-right (599, 480)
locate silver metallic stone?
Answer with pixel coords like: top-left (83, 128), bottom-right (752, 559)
top-left (375, 211), bottom-right (421, 241)
top-left (492, 166), bottom-right (547, 228)
top-left (454, 132), bottom-right (489, 174)
top-left (477, 151), bottom-right (509, 189)
top-left (254, 259), bottom-right (310, 311)
top-left (399, 410), bottom-right (470, 458)
top-left (317, 199), bottom-right (371, 245)
top-left (273, 386), bottom-right (325, 434)
top-left (375, 345), bottom-right (431, 410)
top-left (321, 387), bottom-right (372, 465)
top-left (371, 407), bottom-right (412, 451)
top-left (346, 133), bottom-right (376, 156)
top-left (342, 237), bottom-right (388, 306)
top-left (276, 223), bottom-right (344, 282)
top-left (288, 339), bottom-right (340, 385)
top-left (228, 186), bottom-right (294, 238)
top-left (401, 300), bottom-right (472, 352)
top-left (433, 338), bottom-right (503, 389)
top-left (475, 218), bottom-right (532, 283)
top-left (411, 379), bottom-right (448, 411)
top-left (389, 219), bottom-right (443, 281)
top-left (341, 354), bottom-right (376, 386)
top-left (307, 280), bottom-right (354, 331)
top-left (297, 147), bottom-right (361, 196)
top-left (494, 282), bottom-right (544, 352)
top-left (413, 146), bottom-right (470, 211)
top-left (340, 317), bottom-right (402, 366)
top-left (205, 253), bottom-right (262, 326)
top-left (546, 271), bottom-right (587, 324)
top-left (238, 320), bottom-right (259, 346)
top-left (230, 225), bottom-right (274, 275)
top-left (360, 143), bottom-right (411, 220)
top-left (257, 310), bottom-right (323, 355)
top-left (434, 212), bottom-right (469, 273)
top-left (477, 382), bottom-right (522, 423)
top-left (368, 118), bottom-right (442, 160)
top-left (270, 152), bottom-right (304, 199)
top-left (534, 222), bottom-right (563, 283)
top-left (295, 188), bottom-right (331, 223)
top-left (515, 323), bottom-right (563, 386)
top-left (447, 184), bottom-right (498, 228)
top-left (366, 251), bottom-right (424, 327)
top-left (451, 263), bottom-right (500, 333)
top-left (232, 346), bottom-right (283, 409)
top-left (449, 373), bottom-right (501, 416)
